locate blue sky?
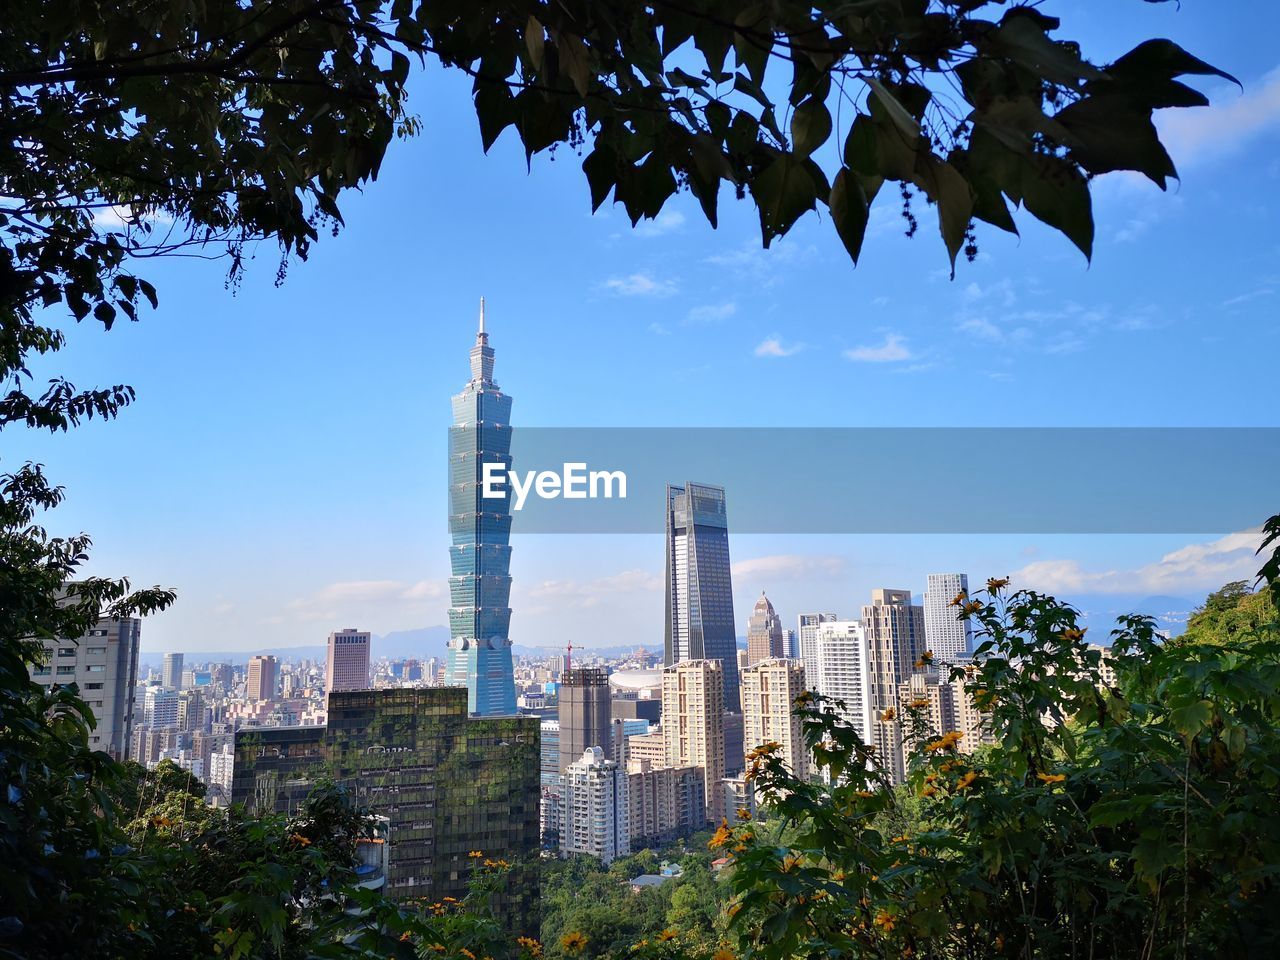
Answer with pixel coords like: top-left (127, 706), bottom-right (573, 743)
top-left (10, 1), bottom-right (1279, 653)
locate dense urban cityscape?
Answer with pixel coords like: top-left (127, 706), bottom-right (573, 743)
top-left (7, 3), bottom-right (1279, 957)
top-left (30, 311), bottom-right (1122, 911)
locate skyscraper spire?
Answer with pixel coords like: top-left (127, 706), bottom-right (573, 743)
top-left (469, 297), bottom-right (496, 386)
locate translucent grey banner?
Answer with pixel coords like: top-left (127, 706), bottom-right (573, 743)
top-left (452, 428), bottom-right (1280, 534)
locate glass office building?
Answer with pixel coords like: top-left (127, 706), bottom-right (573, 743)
top-left (232, 687), bottom-right (539, 930)
top-left (445, 301), bottom-right (518, 715)
top-left (664, 482), bottom-right (741, 711)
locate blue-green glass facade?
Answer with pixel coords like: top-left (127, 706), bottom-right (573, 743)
top-left (445, 312), bottom-right (517, 715)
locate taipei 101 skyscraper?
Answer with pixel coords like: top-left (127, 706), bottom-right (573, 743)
top-left (444, 299), bottom-right (517, 715)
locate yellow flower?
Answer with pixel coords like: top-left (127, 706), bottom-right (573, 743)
top-left (956, 770), bottom-right (978, 790)
top-left (907, 698), bottom-right (930, 710)
top-left (879, 707), bottom-right (896, 722)
top-left (873, 909), bottom-right (895, 932)
top-left (560, 932), bottom-right (589, 954)
top-left (854, 789), bottom-right (875, 798)
top-left (1061, 627), bottom-right (1087, 642)
top-left (919, 785), bottom-right (937, 798)
top-left (949, 590), bottom-right (968, 607)
top-left (289, 832), bottom-right (311, 847)
top-left (630, 941), bottom-right (648, 951)
top-left (986, 577), bottom-right (1010, 592)
top-left (468, 850), bottom-right (484, 858)
top-left (461, 950), bottom-right (476, 960)
top-left (925, 731), bottom-right (963, 753)
top-left (1037, 772), bottom-right (1067, 784)
top-left (517, 937), bottom-right (542, 957)
top-left (656, 929), bottom-right (678, 943)
top-left (713, 949), bottom-right (735, 960)
top-left (735, 807), bottom-right (752, 822)
top-left (914, 651), bottom-right (934, 668)
top-left (793, 691), bottom-right (813, 707)
top-left (709, 819), bottom-right (733, 849)
top-left (430, 946), bottom-right (445, 955)
top-left (962, 600), bottom-right (984, 616)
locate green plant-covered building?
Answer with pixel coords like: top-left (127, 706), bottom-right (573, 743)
top-left (232, 687), bottom-right (539, 927)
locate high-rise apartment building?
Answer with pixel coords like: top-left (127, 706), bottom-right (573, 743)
top-left (746, 592), bottom-right (785, 665)
top-left (162, 652), bottom-right (184, 690)
top-left (897, 671), bottom-right (957, 764)
top-left (325, 628), bottom-right (371, 694)
top-left (923, 573), bottom-right (975, 662)
top-left (246, 654), bottom-right (279, 702)
top-left (558, 667), bottom-right (611, 773)
top-left (662, 659), bottom-right (726, 824)
top-left (950, 676), bottom-right (996, 754)
top-left (781, 628), bottom-right (799, 660)
top-left (561, 747), bottom-right (629, 864)
top-left (29, 616), bottom-right (141, 760)
top-left (664, 482), bottom-right (740, 711)
top-left (232, 687), bottom-right (538, 929)
top-left (626, 760), bottom-right (707, 848)
top-left (741, 658), bottom-right (810, 784)
top-left (144, 685), bottom-right (179, 730)
top-left (178, 687), bottom-right (205, 733)
top-left (797, 613), bottom-right (839, 692)
top-left (445, 301), bottom-right (517, 716)
top-left (863, 589), bottom-right (926, 784)
top-left (626, 728), bottom-right (668, 768)
top-left (812, 620), bottom-right (874, 752)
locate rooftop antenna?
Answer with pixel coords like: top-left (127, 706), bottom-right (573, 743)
top-left (566, 642), bottom-right (573, 675)
top-left (478, 296), bottom-right (486, 336)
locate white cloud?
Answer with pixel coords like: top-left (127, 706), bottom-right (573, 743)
top-left (93, 204), bottom-right (174, 229)
top-left (634, 210), bottom-right (686, 237)
top-left (1158, 66), bottom-right (1280, 168)
top-left (844, 333), bottom-right (913, 363)
top-left (603, 272), bottom-right (678, 297)
top-left (754, 335), bottom-right (803, 358)
top-left (1012, 529), bottom-right (1265, 596)
top-left (526, 570), bottom-right (661, 609)
top-left (648, 322), bottom-right (671, 335)
top-left (704, 239), bottom-right (817, 286)
top-left (686, 302), bottom-right (736, 323)
top-left (283, 579), bottom-right (445, 623)
top-left (958, 317), bottom-right (1004, 341)
top-left (732, 554), bottom-right (846, 581)
top-left (1222, 287), bottom-right (1275, 308)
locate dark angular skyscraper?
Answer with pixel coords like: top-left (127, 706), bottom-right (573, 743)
top-left (558, 667), bottom-right (611, 773)
top-left (445, 300), bottom-right (517, 715)
top-left (664, 482), bottom-right (740, 711)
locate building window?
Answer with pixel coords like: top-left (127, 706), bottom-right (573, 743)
top-left (33, 666), bottom-right (51, 676)
top-left (87, 646), bottom-right (107, 655)
top-left (57, 647), bottom-right (77, 658)
top-left (56, 666), bottom-right (76, 675)
top-left (85, 665), bottom-right (105, 673)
